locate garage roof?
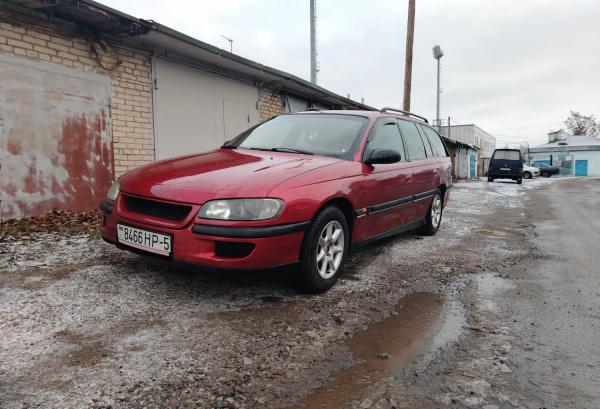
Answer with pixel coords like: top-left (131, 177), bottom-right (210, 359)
top-left (12, 0), bottom-right (375, 110)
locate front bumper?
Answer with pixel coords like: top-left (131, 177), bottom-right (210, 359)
top-left (100, 200), bottom-right (308, 270)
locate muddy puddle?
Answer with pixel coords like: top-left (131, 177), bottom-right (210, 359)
top-left (289, 292), bottom-right (464, 409)
top-left (475, 273), bottom-right (515, 312)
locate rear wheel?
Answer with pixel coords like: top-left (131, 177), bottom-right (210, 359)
top-left (298, 206), bottom-right (349, 293)
top-left (417, 191), bottom-right (443, 236)
top-left (523, 171), bottom-right (532, 179)
top-left (488, 176), bottom-right (494, 182)
top-left (542, 171), bottom-right (550, 178)
top-left (517, 177), bottom-right (523, 184)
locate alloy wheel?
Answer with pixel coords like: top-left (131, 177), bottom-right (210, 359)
top-left (316, 220), bottom-right (345, 279)
top-left (431, 195), bottom-right (442, 228)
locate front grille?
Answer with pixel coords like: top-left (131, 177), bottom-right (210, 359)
top-left (124, 195), bottom-right (192, 222)
top-left (215, 241), bottom-right (255, 258)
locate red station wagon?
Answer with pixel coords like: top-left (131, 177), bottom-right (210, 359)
top-left (100, 108), bottom-right (452, 292)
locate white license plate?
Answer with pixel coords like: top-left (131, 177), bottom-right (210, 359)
top-left (500, 167), bottom-right (511, 171)
top-left (117, 224), bottom-right (172, 256)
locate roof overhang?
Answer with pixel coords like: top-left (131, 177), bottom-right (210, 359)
top-left (443, 137), bottom-right (478, 150)
top-left (10, 0), bottom-right (375, 110)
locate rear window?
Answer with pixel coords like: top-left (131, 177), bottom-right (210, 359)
top-left (420, 125), bottom-right (448, 157)
top-left (492, 150), bottom-right (521, 160)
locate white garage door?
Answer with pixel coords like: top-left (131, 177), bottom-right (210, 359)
top-left (153, 58), bottom-right (260, 160)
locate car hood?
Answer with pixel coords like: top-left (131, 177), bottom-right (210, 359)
top-left (119, 148), bottom-right (342, 204)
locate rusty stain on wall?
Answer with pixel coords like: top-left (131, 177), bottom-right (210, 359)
top-left (0, 54), bottom-right (113, 220)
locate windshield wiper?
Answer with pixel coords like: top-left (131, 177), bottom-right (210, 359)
top-left (241, 147), bottom-right (314, 155)
top-left (220, 144), bottom-right (237, 149)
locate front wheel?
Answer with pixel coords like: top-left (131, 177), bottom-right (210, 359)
top-left (417, 191), bottom-right (443, 236)
top-left (488, 176), bottom-right (494, 182)
top-left (523, 171), bottom-right (532, 179)
top-left (298, 206), bottom-right (349, 293)
top-left (517, 177), bottom-right (523, 184)
top-left (542, 171), bottom-right (550, 178)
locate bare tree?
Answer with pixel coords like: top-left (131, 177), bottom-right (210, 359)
top-left (564, 111), bottom-right (600, 136)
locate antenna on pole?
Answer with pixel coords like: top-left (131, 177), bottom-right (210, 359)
top-left (220, 34), bottom-right (233, 53)
top-left (310, 0), bottom-right (319, 84)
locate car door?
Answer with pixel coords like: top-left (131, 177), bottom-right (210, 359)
top-left (358, 118), bottom-right (413, 238)
top-left (397, 120), bottom-right (436, 222)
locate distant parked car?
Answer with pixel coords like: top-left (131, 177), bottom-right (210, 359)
top-left (522, 164), bottom-right (540, 179)
top-left (537, 163), bottom-right (560, 178)
top-left (487, 149), bottom-right (524, 184)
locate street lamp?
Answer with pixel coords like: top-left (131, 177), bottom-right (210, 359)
top-left (432, 45), bottom-right (444, 130)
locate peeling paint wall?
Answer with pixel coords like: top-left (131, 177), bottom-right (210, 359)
top-left (0, 54), bottom-right (112, 219)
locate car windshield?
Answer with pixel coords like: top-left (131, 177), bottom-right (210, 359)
top-left (230, 114), bottom-right (369, 160)
top-left (493, 150), bottom-right (521, 160)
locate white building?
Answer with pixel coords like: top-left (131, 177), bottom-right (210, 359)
top-left (439, 124), bottom-right (496, 158)
top-left (439, 124), bottom-right (496, 177)
top-left (530, 131), bottom-right (600, 177)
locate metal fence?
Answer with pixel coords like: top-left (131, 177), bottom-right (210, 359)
top-left (525, 153), bottom-right (573, 175)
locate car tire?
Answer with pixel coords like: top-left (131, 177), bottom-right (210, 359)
top-left (523, 171), bottom-right (532, 179)
top-left (417, 191), bottom-right (443, 236)
top-left (298, 206), bottom-right (349, 293)
top-left (488, 177), bottom-right (494, 182)
top-left (542, 171), bottom-right (550, 178)
top-left (517, 177), bottom-right (523, 184)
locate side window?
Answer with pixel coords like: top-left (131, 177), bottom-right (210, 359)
top-left (397, 120), bottom-right (427, 161)
top-left (420, 130), bottom-right (434, 157)
top-left (421, 125), bottom-right (448, 157)
top-left (364, 120), bottom-right (405, 161)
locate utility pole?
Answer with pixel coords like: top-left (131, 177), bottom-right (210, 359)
top-left (403, 0), bottom-right (416, 111)
top-left (310, 0), bottom-right (318, 84)
top-left (433, 45), bottom-right (444, 130)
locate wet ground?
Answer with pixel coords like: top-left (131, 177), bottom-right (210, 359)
top-left (1, 177), bottom-right (599, 408)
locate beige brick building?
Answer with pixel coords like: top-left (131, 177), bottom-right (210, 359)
top-left (0, 0), bottom-right (369, 219)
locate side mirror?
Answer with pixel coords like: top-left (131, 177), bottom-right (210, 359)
top-left (365, 149), bottom-right (401, 166)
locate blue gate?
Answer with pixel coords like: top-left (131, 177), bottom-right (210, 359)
top-left (575, 160), bottom-right (588, 176)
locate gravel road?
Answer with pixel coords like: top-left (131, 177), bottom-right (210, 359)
top-left (1, 177), bottom-right (597, 409)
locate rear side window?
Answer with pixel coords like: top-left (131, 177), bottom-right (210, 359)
top-left (421, 125), bottom-right (448, 157)
top-left (364, 120), bottom-right (405, 161)
top-left (421, 131), bottom-right (434, 157)
top-left (397, 120), bottom-right (427, 161)
top-left (492, 150), bottom-right (521, 160)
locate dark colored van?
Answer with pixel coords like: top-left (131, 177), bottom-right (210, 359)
top-left (488, 149), bottom-right (523, 184)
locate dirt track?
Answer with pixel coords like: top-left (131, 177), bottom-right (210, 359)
top-left (2, 177), bottom-right (597, 409)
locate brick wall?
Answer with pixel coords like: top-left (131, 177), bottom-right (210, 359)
top-left (258, 87), bottom-right (284, 120)
top-left (0, 8), bottom-right (154, 178)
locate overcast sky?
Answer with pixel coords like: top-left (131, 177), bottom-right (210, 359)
top-left (102, 0), bottom-right (600, 146)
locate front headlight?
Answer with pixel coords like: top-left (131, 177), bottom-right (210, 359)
top-left (106, 180), bottom-right (120, 201)
top-left (198, 198), bottom-right (284, 221)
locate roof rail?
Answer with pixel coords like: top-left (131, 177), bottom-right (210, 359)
top-left (303, 108), bottom-right (322, 111)
top-left (379, 107), bottom-right (428, 123)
